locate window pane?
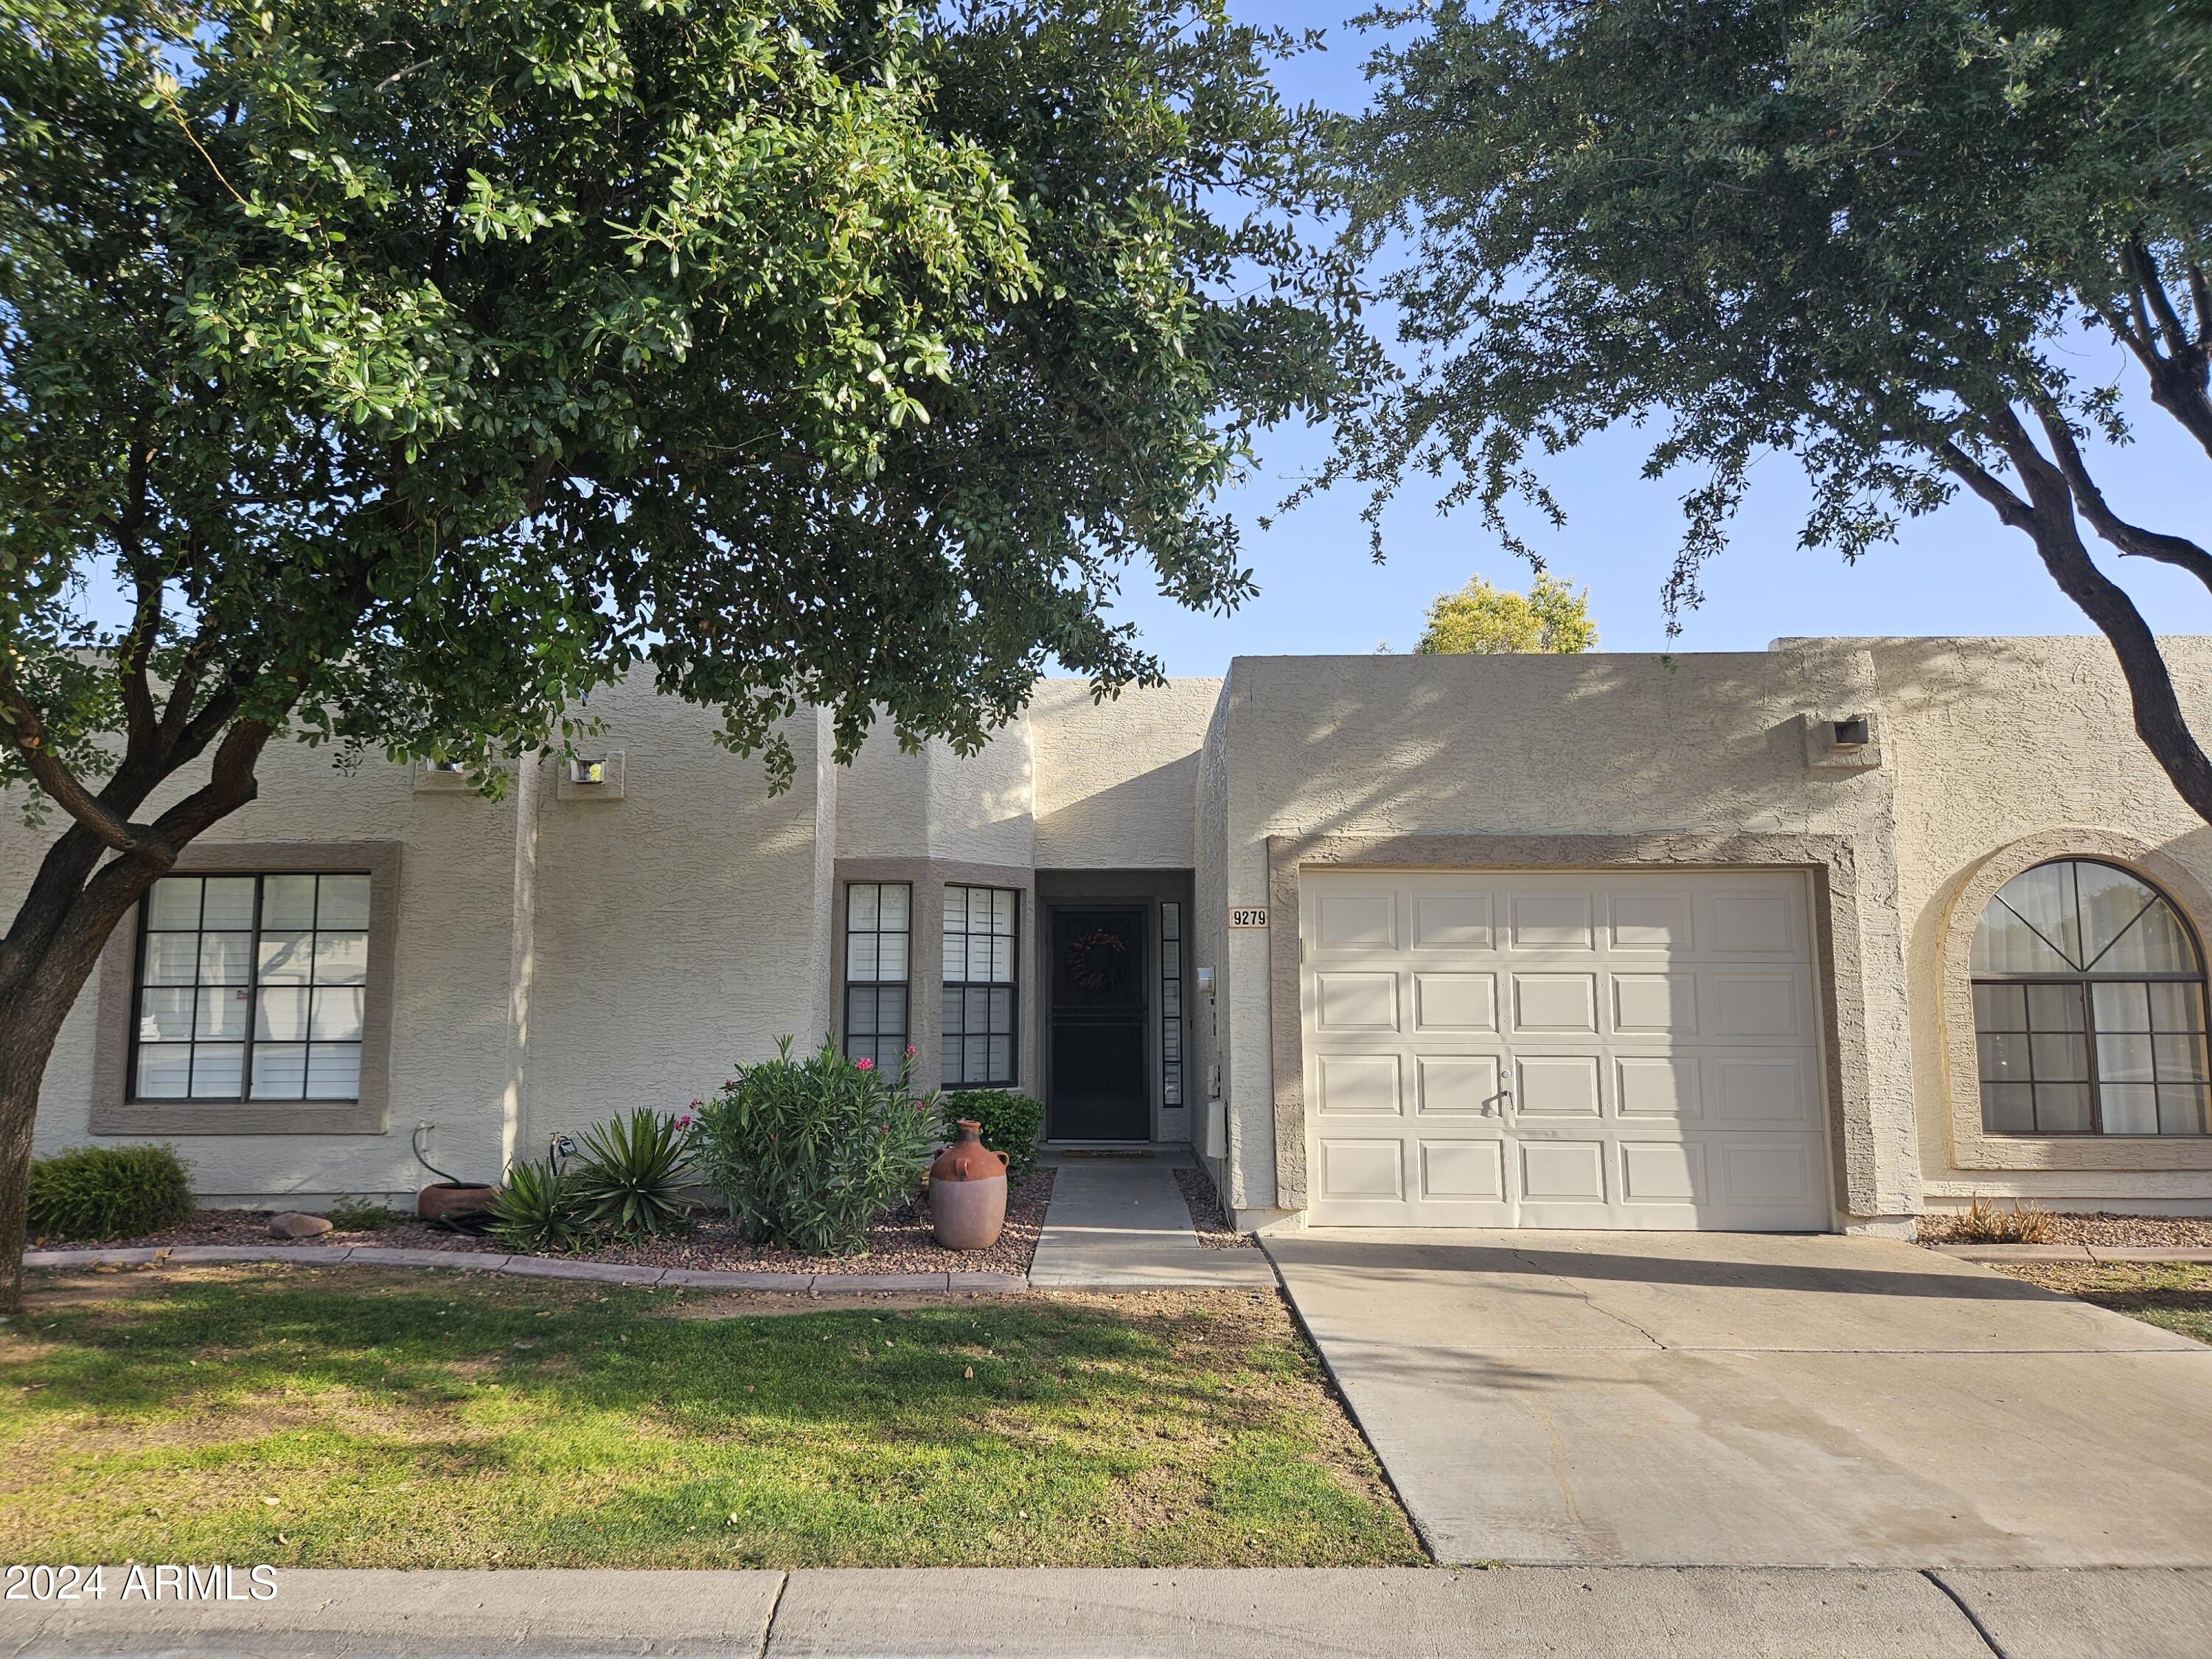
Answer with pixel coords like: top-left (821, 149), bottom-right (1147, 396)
top-left (304, 1045), bottom-right (361, 1099)
top-left (191, 1043), bottom-right (244, 1098)
top-left (311, 987), bottom-right (365, 1042)
top-left (1164, 1070), bottom-right (1181, 1106)
top-left (944, 886), bottom-right (968, 933)
top-left (135, 1045), bottom-right (191, 1099)
top-left (846, 933), bottom-right (880, 981)
top-left (2095, 1033), bottom-right (2154, 1084)
top-left (990, 937), bottom-right (1014, 982)
top-left (987, 1035), bottom-right (1011, 1080)
top-left (2157, 1084), bottom-right (2209, 1135)
top-left (876, 986), bottom-right (907, 1036)
top-left (139, 933), bottom-right (197, 986)
top-left (256, 931), bottom-right (313, 984)
top-left (1162, 1022), bottom-right (1182, 1062)
top-left (878, 884), bottom-right (908, 930)
top-left (1162, 902), bottom-right (1180, 942)
top-left (198, 933), bottom-right (252, 986)
top-left (145, 877), bottom-right (202, 931)
top-left (1163, 980), bottom-right (1181, 1018)
top-left (2150, 981), bottom-right (2208, 1032)
top-left (943, 1051), bottom-right (962, 1087)
top-left (2035, 1082), bottom-right (2092, 1132)
top-left (262, 874), bottom-right (318, 931)
top-left (2156, 1033), bottom-right (2209, 1082)
top-left (871, 1037), bottom-right (906, 1071)
top-left (201, 876), bottom-right (257, 931)
top-left (1161, 939), bottom-right (1180, 976)
top-left (2101, 1082), bottom-right (2157, 1134)
top-left (966, 1034), bottom-right (989, 1078)
top-left (316, 874), bottom-right (372, 930)
top-left (195, 986), bottom-right (249, 1042)
top-left (2096, 899), bottom-right (2198, 975)
top-left (941, 986), bottom-right (964, 1034)
top-left (1982, 1081), bottom-right (2034, 1131)
top-left (877, 933), bottom-right (908, 981)
top-left (313, 931), bottom-right (369, 986)
top-left (988, 987), bottom-right (1012, 1032)
top-left (1978, 1032), bottom-right (2030, 1082)
top-left (138, 987), bottom-right (194, 1043)
top-left (1983, 864), bottom-right (2081, 969)
top-left (992, 889), bottom-right (1015, 933)
top-left (2092, 981), bottom-right (2152, 1032)
top-left (250, 1043), bottom-right (307, 1099)
top-left (944, 934), bottom-right (967, 981)
top-left (257, 987), bottom-right (310, 1042)
top-left (848, 883), bottom-right (879, 930)
top-left (2023, 984), bottom-right (2081, 1032)
top-left (2076, 862), bottom-right (2160, 969)
top-left (849, 987), bottom-right (880, 1038)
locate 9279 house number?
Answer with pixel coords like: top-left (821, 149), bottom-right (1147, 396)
top-left (1228, 906), bottom-right (1269, 929)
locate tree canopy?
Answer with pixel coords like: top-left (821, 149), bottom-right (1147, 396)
top-left (1414, 572), bottom-right (1595, 655)
top-left (0, 0), bottom-right (1366, 1308)
top-left (1332, 0), bottom-right (2212, 815)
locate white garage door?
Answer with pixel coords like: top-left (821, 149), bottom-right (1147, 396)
top-left (1301, 870), bottom-right (1832, 1229)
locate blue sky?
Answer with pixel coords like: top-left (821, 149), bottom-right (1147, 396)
top-left (1102, 1), bottom-right (2212, 672)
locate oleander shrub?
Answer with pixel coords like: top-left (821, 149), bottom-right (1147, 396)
top-left (27, 1144), bottom-right (194, 1241)
top-left (941, 1089), bottom-right (1046, 1181)
top-left (687, 1038), bottom-right (939, 1254)
top-left (570, 1108), bottom-right (696, 1239)
top-left (486, 1159), bottom-right (591, 1252)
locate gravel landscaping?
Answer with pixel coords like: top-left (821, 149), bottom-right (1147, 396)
top-left (61, 1169), bottom-right (1056, 1279)
top-left (1918, 1208), bottom-right (2212, 1248)
top-left (1174, 1164), bottom-right (1253, 1248)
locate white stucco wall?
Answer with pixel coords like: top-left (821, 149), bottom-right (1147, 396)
top-left (1030, 678), bottom-right (1220, 869)
top-left (1868, 636), bottom-right (2212, 1210)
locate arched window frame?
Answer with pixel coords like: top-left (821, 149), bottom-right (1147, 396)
top-left (1969, 858), bottom-right (2210, 1138)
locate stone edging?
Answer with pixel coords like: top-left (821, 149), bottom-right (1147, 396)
top-left (1930, 1243), bottom-right (2212, 1265)
top-left (21, 1243), bottom-right (1028, 1294)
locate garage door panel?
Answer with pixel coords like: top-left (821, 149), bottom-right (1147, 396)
top-left (1616, 1055), bottom-right (1703, 1121)
top-left (1304, 869), bottom-right (1830, 1231)
top-left (1514, 1054), bottom-right (1603, 1117)
top-left (1513, 973), bottom-right (1599, 1032)
top-left (1413, 972), bottom-right (1498, 1031)
top-left (1416, 1054), bottom-right (1502, 1116)
top-left (1315, 1054), bottom-right (1402, 1118)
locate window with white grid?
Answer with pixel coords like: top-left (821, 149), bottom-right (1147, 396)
top-left (843, 882), bottom-right (911, 1070)
top-left (942, 884), bottom-right (1017, 1087)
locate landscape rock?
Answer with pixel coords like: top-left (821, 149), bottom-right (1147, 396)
top-left (269, 1211), bottom-right (335, 1239)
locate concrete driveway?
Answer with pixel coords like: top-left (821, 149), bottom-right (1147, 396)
top-left (1266, 1229), bottom-right (2212, 1568)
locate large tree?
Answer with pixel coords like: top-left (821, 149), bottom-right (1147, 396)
top-left (0, 0), bottom-right (1363, 1307)
top-left (1332, 0), bottom-right (2212, 803)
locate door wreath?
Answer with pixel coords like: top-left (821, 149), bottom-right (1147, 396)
top-left (1065, 928), bottom-right (1129, 992)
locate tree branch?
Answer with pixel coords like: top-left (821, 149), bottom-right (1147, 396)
top-left (2032, 406), bottom-right (2212, 592)
top-left (0, 669), bottom-right (174, 866)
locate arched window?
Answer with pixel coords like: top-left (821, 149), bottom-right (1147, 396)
top-left (1972, 859), bottom-right (2211, 1136)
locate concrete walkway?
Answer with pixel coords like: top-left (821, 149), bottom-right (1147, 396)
top-left (1026, 1158), bottom-right (1274, 1289)
top-left (1267, 1228), bottom-right (2212, 1570)
top-left (7, 1565), bottom-right (2211, 1657)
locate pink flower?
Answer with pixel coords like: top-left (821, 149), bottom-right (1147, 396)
top-left (675, 1114), bottom-right (695, 1130)
top-left (905, 1046), bottom-right (917, 1057)
top-left (855, 1057), bottom-right (874, 1071)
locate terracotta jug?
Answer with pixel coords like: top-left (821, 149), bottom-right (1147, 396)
top-left (929, 1120), bottom-right (1009, 1250)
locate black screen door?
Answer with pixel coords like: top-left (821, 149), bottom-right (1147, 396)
top-left (1048, 907), bottom-right (1149, 1141)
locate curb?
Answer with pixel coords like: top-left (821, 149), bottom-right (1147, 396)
top-left (1931, 1242), bottom-right (2212, 1265)
top-left (21, 1243), bottom-right (1032, 1295)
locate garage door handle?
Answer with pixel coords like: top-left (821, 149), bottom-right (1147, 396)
top-left (1489, 1085), bottom-right (1512, 1116)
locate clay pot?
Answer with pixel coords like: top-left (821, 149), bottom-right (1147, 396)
top-left (417, 1181), bottom-right (498, 1221)
top-left (928, 1120), bottom-right (1009, 1251)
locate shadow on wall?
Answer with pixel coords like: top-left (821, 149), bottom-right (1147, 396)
top-left (1034, 754), bottom-right (1201, 867)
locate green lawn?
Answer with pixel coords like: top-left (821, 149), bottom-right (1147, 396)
top-left (1993, 1262), bottom-right (2212, 1345)
top-left (0, 1268), bottom-right (1422, 1569)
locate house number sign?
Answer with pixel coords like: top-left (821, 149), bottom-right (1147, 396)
top-left (1228, 906), bottom-right (1269, 929)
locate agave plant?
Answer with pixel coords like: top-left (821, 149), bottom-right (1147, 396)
top-left (485, 1159), bottom-right (589, 1253)
top-left (569, 1108), bottom-right (696, 1240)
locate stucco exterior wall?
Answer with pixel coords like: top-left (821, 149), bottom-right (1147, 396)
top-left (1030, 678), bottom-right (1220, 869)
top-left (1865, 636), bottom-right (2212, 1208)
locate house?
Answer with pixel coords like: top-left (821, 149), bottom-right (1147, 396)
top-left (13, 635), bottom-right (2212, 1232)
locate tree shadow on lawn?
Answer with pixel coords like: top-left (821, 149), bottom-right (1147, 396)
top-left (0, 1268), bottom-right (1424, 1568)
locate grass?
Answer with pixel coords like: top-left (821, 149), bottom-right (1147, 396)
top-left (1990, 1261), bottom-right (2212, 1345)
top-left (0, 1267), bottom-right (1422, 1570)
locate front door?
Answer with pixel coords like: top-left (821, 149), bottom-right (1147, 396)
top-left (1049, 906), bottom-right (1149, 1140)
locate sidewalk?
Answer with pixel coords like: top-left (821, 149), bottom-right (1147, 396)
top-left (1026, 1157), bottom-right (1275, 1289)
top-left (7, 1565), bottom-right (2210, 1657)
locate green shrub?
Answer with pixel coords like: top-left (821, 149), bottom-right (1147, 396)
top-left (687, 1037), bottom-right (939, 1255)
top-left (942, 1089), bottom-right (1046, 1180)
top-left (27, 1143), bottom-right (194, 1242)
top-left (570, 1109), bottom-right (695, 1239)
top-left (325, 1194), bottom-right (401, 1231)
top-left (486, 1160), bottom-right (590, 1253)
